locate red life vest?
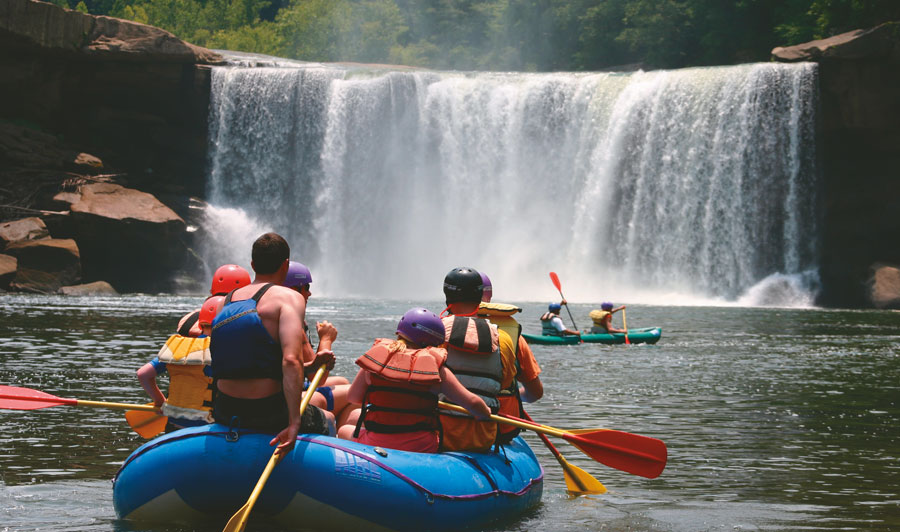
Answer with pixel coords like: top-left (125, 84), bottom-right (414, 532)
top-left (354, 339), bottom-right (446, 436)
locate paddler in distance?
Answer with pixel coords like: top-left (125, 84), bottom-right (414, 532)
top-left (588, 302), bottom-right (627, 334)
top-left (539, 301), bottom-right (581, 338)
top-left (210, 233), bottom-right (334, 454)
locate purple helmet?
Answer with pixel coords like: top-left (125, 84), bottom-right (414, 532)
top-left (601, 302), bottom-right (613, 311)
top-left (480, 272), bottom-right (492, 302)
top-left (397, 307), bottom-right (446, 347)
top-left (283, 261), bottom-right (312, 289)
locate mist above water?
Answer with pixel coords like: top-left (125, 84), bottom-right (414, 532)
top-left (204, 61), bottom-right (819, 305)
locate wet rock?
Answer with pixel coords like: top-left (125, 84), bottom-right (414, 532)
top-left (0, 253), bottom-right (16, 289)
top-left (69, 183), bottom-right (186, 292)
top-left (59, 280), bottom-right (118, 296)
top-left (771, 23), bottom-right (900, 62)
top-left (0, 217), bottom-right (50, 250)
top-left (5, 238), bottom-right (81, 293)
top-left (868, 263), bottom-right (900, 310)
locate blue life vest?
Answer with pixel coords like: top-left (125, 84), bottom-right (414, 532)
top-left (540, 312), bottom-right (563, 336)
top-left (210, 284), bottom-right (283, 380)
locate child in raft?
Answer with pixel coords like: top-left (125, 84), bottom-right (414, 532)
top-left (337, 307), bottom-right (491, 453)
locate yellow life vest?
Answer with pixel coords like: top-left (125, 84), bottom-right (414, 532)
top-left (156, 335), bottom-right (214, 422)
top-left (478, 302), bottom-right (524, 438)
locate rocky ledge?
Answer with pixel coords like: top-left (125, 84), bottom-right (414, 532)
top-left (773, 23), bottom-right (900, 309)
top-left (0, 0), bottom-right (216, 294)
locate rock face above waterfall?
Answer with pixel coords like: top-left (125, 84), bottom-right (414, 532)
top-left (774, 22), bottom-right (900, 307)
top-left (0, 0), bottom-right (215, 293)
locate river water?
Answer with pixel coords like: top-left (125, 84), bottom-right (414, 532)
top-left (1, 294), bottom-right (897, 531)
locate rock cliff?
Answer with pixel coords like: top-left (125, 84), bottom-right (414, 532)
top-left (773, 23), bottom-right (900, 308)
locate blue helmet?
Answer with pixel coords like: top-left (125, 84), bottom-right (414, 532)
top-left (548, 302), bottom-right (562, 312)
top-left (601, 302), bottom-right (613, 311)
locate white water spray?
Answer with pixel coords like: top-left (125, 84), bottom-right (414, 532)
top-left (205, 61), bottom-right (819, 305)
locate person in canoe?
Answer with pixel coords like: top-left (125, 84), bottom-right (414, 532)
top-left (476, 271), bottom-right (543, 444)
top-left (439, 267), bottom-right (518, 452)
top-left (281, 260), bottom-right (352, 427)
top-left (209, 232), bottom-right (335, 454)
top-left (540, 302), bottom-right (581, 338)
top-left (337, 307), bottom-right (491, 453)
top-left (588, 302), bottom-right (626, 334)
top-left (135, 265), bottom-right (252, 433)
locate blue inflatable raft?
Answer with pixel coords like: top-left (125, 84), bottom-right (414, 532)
top-left (113, 424), bottom-right (543, 531)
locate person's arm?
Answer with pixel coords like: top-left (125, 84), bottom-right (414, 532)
top-left (316, 320), bottom-right (338, 353)
top-left (136, 361), bottom-right (165, 408)
top-left (269, 292), bottom-right (307, 454)
top-left (437, 366), bottom-right (491, 420)
top-left (520, 377), bottom-right (543, 403)
top-left (345, 368), bottom-right (368, 406)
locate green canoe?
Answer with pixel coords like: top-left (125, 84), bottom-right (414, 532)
top-left (522, 327), bottom-right (662, 345)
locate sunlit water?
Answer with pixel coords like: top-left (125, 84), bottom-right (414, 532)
top-left (1, 295), bottom-right (898, 531)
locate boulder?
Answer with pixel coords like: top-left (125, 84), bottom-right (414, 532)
top-left (868, 263), bottom-right (900, 310)
top-left (59, 280), bottom-right (118, 296)
top-left (0, 253), bottom-right (16, 289)
top-left (69, 183), bottom-right (186, 292)
top-left (5, 238), bottom-right (81, 293)
top-left (0, 217), bottom-right (50, 250)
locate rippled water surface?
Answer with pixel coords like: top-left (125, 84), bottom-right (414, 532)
top-left (1, 295), bottom-right (898, 531)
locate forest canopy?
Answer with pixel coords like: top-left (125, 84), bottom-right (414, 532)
top-left (56, 0), bottom-right (900, 70)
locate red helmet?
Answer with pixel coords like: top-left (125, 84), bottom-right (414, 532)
top-left (210, 264), bottom-right (251, 295)
top-left (199, 295), bottom-right (225, 327)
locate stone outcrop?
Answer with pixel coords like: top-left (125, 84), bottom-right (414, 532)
top-left (5, 238), bottom-right (81, 293)
top-left (0, 0), bottom-right (218, 205)
top-left (0, 253), bottom-right (16, 289)
top-left (867, 263), bottom-right (900, 309)
top-left (59, 280), bottom-right (118, 296)
top-left (0, 216), bottom-right (49, 250)
top-left (68, 183), bottom-right (187, 292)
top-left (774, 23), bottom-right (900, 308)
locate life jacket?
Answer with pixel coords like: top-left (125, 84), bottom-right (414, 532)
top-left (438, 315), bottom-right (504, 452)
top-left (177, 310), bottom-right (202, 338)
top-left (156, 334), bottom-right (214, 422)
top-left (540, 311), bottom-right (563, 336)
top-left (478, 302), bottom-right (524, 439)
top-left (353, 338), bottom-right (446, 436)
top-left (589, 309), bottom-right (611, 334)
top-left (210, 284), bottom-right (283, 380)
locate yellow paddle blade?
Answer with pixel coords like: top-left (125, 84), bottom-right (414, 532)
top-left (125, 406), bottom-right (167, 439)
top-left (560, 456), bottom-right (607, 495)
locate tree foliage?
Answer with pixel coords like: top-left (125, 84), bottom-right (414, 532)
top-left (71, 0), bottom-right (899, 70)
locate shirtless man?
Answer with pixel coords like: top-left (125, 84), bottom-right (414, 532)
top-left (210, 233), bottom-right (334, 454)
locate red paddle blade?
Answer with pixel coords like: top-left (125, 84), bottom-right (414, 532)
top-left (0, 385), bottom-right (73, 410)
top-left (549, 272), bottom-right (562, 291)
top-left (563, 428), bottom-right (667, 479)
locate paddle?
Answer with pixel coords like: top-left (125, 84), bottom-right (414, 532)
top-left (438, 401), bottom-right (666, 479)
top-left (0, 385), bottom-right (157, 412)
top-left (223, 365), bottom-right (327, 532)
top-left (549, 272), bottom-right (579, 331)
top-left (522, 410), bottom-right (606, 495)
top-left (124, 407), bottom-right (168, 439)
top-left (622, 307), bottom-right (631, 345)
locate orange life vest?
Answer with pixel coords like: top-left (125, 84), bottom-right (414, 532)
top-left (354, 338), bottom-right (446, 436)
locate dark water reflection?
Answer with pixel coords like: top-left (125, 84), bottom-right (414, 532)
top-left (1, 295), bottom-right (897, 531)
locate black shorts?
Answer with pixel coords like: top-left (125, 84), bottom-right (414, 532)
top-left (213, 390), bottom-right (329, 435)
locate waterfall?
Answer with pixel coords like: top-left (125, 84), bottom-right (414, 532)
top-left (205, 61), bottom-right (819, 305)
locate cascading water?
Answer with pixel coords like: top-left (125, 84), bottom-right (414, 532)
top-left (204, 60), bottom-right (819, 305)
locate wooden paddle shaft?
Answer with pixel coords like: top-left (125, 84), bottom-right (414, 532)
top-left (438, 401), bottom-right (568, 438)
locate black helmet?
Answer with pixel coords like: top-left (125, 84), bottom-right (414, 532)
top-left (443, 267), bottom-right (484, 303)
